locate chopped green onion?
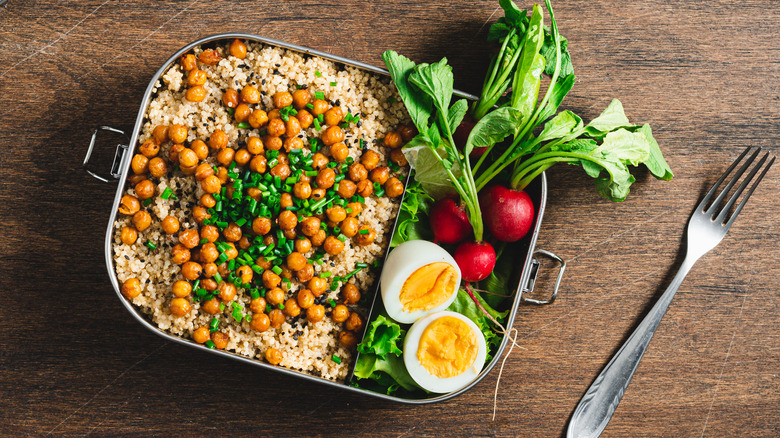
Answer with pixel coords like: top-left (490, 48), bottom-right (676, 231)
top-left (356, 262), bottom-right (368, 268)
top-left (315, 71), bottom-right (322, 77)
top-left (313, 119), bottom-right (321, 131)
top-left (145, 241), bottom-right (157, 250)
top-left (250, 289), bottom-right (260, 299)
top-left (328, 299), bottom-right (336, 307)
top-left (237, 122), bottom-right (250, 129)
top-left (272, 266), bottom-right (282, 275)
top-left (219, 302), bottom-right (226, 312)
top-left (227, 108), bottom-right (235, 115)
top-left (320, 271), bottom-right (332, 278)
top-left (142, 198), bottom-right (152, 207)
top-left (278, 303), bottom-right (285, 310)
top-left (160, 187), bottom-right (176, 199)
top-left (315, 91), bottom-right (325, 100)
top-left (209, 318), bottom-right (220, 331)
top-left (331, 355), bottom-right (341, 364)
top-left (214, 273), bottom-right (223, 283)
top-left (204, 340), bottom-right (216, 349)
top-left (306, 102), bottom-right (315, 110)
top-left (358, 229), bottom-right (369, 235)
top-left (330, 81), bottom-right (337, 87)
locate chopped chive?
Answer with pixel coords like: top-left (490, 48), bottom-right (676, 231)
top-left (145, 241), bottom-right (157, 250)
top-left (272, 266), bottom-right (282, 275)
top-left (204, 340), bottom-right (216, 349)
top-left (209, 318), bottom-right (220, 331)
top-left (358, 229), bottom-right (369, 235)
top-left (227, 108), bottom-right (235, 115)
top-left (219, 302), bottom-right (226, 312)
top-left (277, 303), bottom-right (285, 310)
top-left (331, 355), bottom-right (341, 364)
top-left (337, 233), bottom-right (347, 242)
top-left (237, 122), bottom-right (250, 129)
top-left (160, 187), bottom-right (174, 199)
top-left (330, 81), bottom-right (337, 87)
top-left (315, 71), bottom-right (322, 77)
top-left (306, 102), bottom-right (315, 110)
top-left (313, 119), bottom-right (321, 131)
top-left (142, 198), bottom-right (152, 207)
top-left (356, 262), bottom-right (368, 268)
top-left (315, 91), bottom-right (325, 100)
top-left (214, 273), bottom-right (223, 283)
top-left (328, 299), bottom-right (336, 307)
top-left (320, 271), bottom-right (332, 278)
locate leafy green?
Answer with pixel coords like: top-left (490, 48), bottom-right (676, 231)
top-left (537, 73), bottom-right (576, 123)
top-left (536, 110), bottom-right (583, 143)
top-left (479, 242), bottom-right (515, 308)
top-left (353, 314), bottom-right (421, 394)
top-left (408, 58), bottom-right (454, 117)
top-left (510, 4), bottom-right (545, 115)
top-left (402, 142), bottom-right (460, 199)
top-left (382, 51), bottom-right (432, 133)
top-left (464, 107), bottom-right (522, 156)
top-left (390, 177), bottom-right (434, 247)
top-left (637, 124), bottom-right (674, 180)
top-left (540, 24), bottom-right (573, 78)
top-left (584, 99), bottom-right (635, 139)
top-left (357, 314), bottom-right (404, 358)
top-left (447, 99), bottom-right (469, 133)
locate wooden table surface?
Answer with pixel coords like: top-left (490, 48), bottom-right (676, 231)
top-left (1, 0), bottom-right (778, 436)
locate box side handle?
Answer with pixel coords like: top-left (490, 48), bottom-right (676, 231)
top-left (83, 126), bottom-right (129, 183)
top-left (521, 249), bottom-right (565, 305)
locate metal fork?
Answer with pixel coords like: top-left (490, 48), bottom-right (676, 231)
top-left (567, 147), bottom-right (775, 438)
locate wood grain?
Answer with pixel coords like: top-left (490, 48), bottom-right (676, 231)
top-left (0, 0), bottom-right (778, 436)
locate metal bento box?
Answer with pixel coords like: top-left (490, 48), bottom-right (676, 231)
top-left (84, 33), bottom-right (564, 404)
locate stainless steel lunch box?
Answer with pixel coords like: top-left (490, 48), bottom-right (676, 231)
top-left (84, 33), bottom-right (565, 404)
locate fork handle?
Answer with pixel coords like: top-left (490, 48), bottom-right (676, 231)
top-left (567, 256), bottom-right (697, 438)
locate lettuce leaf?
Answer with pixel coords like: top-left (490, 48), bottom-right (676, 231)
top-left (390, 176), bottom-right (434, 247)
top-left (357, 314), bottom-right (404, 359)
top-left (353, 314), bottom-right (421, 394)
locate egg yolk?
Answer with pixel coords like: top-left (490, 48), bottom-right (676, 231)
top-left (417, 316), bottom-right (477, 378)
top-left (399, 262), bottom-right (457, 313)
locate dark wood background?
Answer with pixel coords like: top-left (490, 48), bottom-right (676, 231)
top-left (1, 0), bottom-right (777, 436)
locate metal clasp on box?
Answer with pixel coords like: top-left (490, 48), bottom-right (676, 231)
top-left (522, 249), bottom-right (566, 305)
top-left (83, 126), bottom-right (129, 183)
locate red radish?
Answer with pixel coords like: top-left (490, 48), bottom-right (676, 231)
top-left (479, 184), bottom-right (535, 242)
top-left (453, 116), bottom-right (488, 159)
top-left (454, 240), bottom-right (496, 282)
top-left (429, 198), bottom-right (472, 244)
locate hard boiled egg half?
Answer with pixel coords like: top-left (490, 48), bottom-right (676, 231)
top-left (380, 240), bottom-right (461, 324)
top-left (403, 311), bottom-right (487, 393)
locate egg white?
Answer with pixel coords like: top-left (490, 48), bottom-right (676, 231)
top-left (403, 311), bottom-right (487, 393)
top-left (380, 240), bottom-right (461, 324)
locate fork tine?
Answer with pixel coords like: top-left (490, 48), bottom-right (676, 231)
top-left (696, 147), bottom-right (753, 213)
top-left (715, 151), bottom-right (769, 223)
top-left (705, 147), bottom-right (761, 215)
top-left (724, 154), bottom-right (775, 227)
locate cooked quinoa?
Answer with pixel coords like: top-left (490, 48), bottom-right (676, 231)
top-left (112, 39), bottom-right (412, 382)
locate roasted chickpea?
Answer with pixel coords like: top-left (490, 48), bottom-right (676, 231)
top-left (264, 287), bottom-right (283, 306)
top-left (177, 148), bottom-right (198, 168)
top-left (337, 179), bottom-right (357, 198)
top-left (234, 149), bottom-right (251, 166)
top-left (248, 108), bottom-right (268, 128)
top-left (214, 148), bottom-right (233, 167)
top-left (191, 139), bottom-right (209, 160)
top-left (198, 48), bottom-right (221, 65)
top-left (244, 137), bottom-right (263, 155)
top-left (311, 229), bottom-right (327, 247)
top-left (356, 179), bottom-right (374, 198)
top-left (281, 137), bottom-right (301, 154)
top-left (360, 150), bottom-right (381, 171)
top-left (346, 202), bottom-right (362, 217)
top-left (234, 103), bottom-right (251, 122)
top-left (209, 129), bottom-right (228, 150)
top-left (147, 157), bottom-right (167, 178)
top-left (211, 331), bottom-right (229, 349)
top-left (289, 181), bottom-right (311, 200)
top-left (168, 143), bottom-right (184, 164)
top-left (194, 163), bottom-right (213, 182)
top-left (283, 298), bottom-right (301, 317)
top-left (390, 148), bottom-right (408, 167)
top-left (324, 106), bottom-right (343, 126)
top-left (172, 280), bottom-right (192, 298)
top-left (331, 304), bottom-right (350, 323)
top-left (255, 256), bottom-right (272, 271)
top-left (322, 126), bottom-right (345, 147)
top-left (384, 131), bottom-right (403, 149)
top-left (223, 242), bottom-right (238, 260)
top-left (339, 331), bottom-right (358, 349)
top-left (201, 175), bottom-right (222, 194)
top-left (342, 283), bottom-right (361, 304)
top-left (268, 309), bottom-right (285, 329)
top-left (193, 326), bottom-right (210, 344)
top-left (270, 163), bottom-right (291, 180)
top-left (329, 142), bottom-right (349, 163)
top-left (265, 347), bottom-right (283, 364)
top-left (312, 99), bottom-right (329, 116)
top-left (345, 312), bottom-right (364, 332)
top-left (251, 313), bottom-right (271, 332)
top-left (296, 109), bottom-right (313, 129)
top-left (187, 69), bottom-right (207, 86)
top-left (131, 154), bottom-right (148, 174)
top-left (262, 270), bottom-right (281, 289)
top-left (181, 261), bottom-right (202, 280)
top-left (300, 217), bottom-right (321, 237)
top-left (311, 153), bottom-right (328, 170)
top-left (292, 89), bottom-right (311, 109)
top-left (128, 173), bottom-right (146, 186)
top-left (170, 297), bottom-right (191, 316)
top-left (340, 217), bottom-right (359, 238)
top-left (132, 210), bottom-right (152, 232)
top-left (249, 297), bottom-right (267, 314)
top-left (202, 264), bottom-right (218, 279)
top-left (118, 196), bottom-right (140, 216)
top-left (180, 164), bottom-right (197, 176)
top-left (311, 188), bottom-right (326, 201)
top-left (308, 277), bottom-right (328, 297)
top-left (121, 278), bottom-right (142, 299)
top-left (220, 223), bottom-right (241, 242)
top-left (315, 169), bottom-right (339, 192)
top-left (229, 38), bottom-right (247, 59)
top-left (267, 118), bottom-right (286, 137)
top-left (277, 210), bottom-right (298, 230)
top-left (251, 217), bottom-right (272, 236)
top-left (292, 237), bottom-right (311, 254)
top-left (296, 263), bottom-right (314, 283)
top-left (120, 226), bottom-right (138, 245)
top-left (222, 88), bottom-right (239, 108)
top-left (202, 298), bottom-right (220, 315)
top-left (216, 166), bottom-right (229, 184)
top-left (398, 125), bottom-right (417, 141)
top-left (356, 226), bottom-right (376, 246)
top-left (292, 291), bottom-right (313, 311)
top-left (323, 236), bottom-right (345, 256)
top-left (369, 166), bottom-right (390, 185)
top-left (268, 108), bottom-right (281, 119)
top-left (348, 162), bottom-right (368, 182)
top-left (195, 226), bottom-right (216, 244)
top-left (240, 85), bottom-right (260, 104)
top-left (249, 155), bottom-right (267, 174)
top-left (133, 180), bottom-right (154, 201)
top-left (273, 91), bottom-right (293, 109)
top-left (218, 281), bottom-right (236, 302)
top-left (325, 206), bottom-right (346, 223)
top-left (138, 140), bottom-right (159, 159)
top-left (238, 235), bottom-right (251, 250)
top-left (171, 244), bottom-right (190, 265)
top-left (263, 136), bottom-right (282, 153)
top-left (385, 177), bottom-right (404, 197)
top-left (307, 304), bottom-right (325, 323)
top-left (169, 124), bottom-right (188, 144)
top-left (200, 243), bottom-right (219, 264)
top-left (180, 53), bottom-right (197, 71)
top-left (177, 229), bottom-right (199, 249)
